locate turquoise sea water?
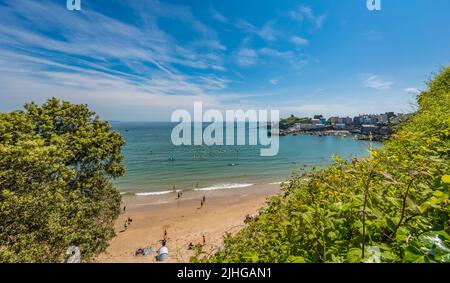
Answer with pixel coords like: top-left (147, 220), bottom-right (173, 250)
top-left (112, 122), bottom-right (378, 195)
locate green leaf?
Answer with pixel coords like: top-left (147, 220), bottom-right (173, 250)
top-left (346, 248), bottom-right (362, 263)
top-left (442, 175), bottom-right (450, 184)
top-left (287, 256), bottom-right (306, 263)
top-left (404, 245), bottom-right (426, 263)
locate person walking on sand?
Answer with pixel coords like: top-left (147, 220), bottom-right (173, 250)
top-left (202, 235), bottom-right (206, 246)
top-left (123, 206), bottom-right (126, 214)
top-left (202, 195), bottom-right (206, 205)
top-left (123, 222), bottom-right (128, 231)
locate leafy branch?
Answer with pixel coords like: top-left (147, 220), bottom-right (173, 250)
top-left (361, 159), bottom-right (382, 259)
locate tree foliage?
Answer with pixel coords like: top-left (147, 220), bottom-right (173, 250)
top-left (0, 98), bottom-right (125, 262)
top-left (279, 116), bottom-right (312, 130)
top-left (205, 67), bottom-right (450, 263)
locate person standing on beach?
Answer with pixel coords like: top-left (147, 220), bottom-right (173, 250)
top-left (123, 206), bottom-right (126, 213)
top-left (202, 195), bottom-right (206, 205)
top-left (202, 235), bottom-right (206, 246)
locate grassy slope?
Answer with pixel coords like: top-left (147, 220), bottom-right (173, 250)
top-left (279, 116), bottom-right (312, 130)
top-left (205, 67), bottom-right (450, 263)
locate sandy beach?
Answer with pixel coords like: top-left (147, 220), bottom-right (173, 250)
top-left (95, 183), bottom-right (281, 263)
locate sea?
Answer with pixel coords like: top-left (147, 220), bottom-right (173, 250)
top-left (111, 122), bottom-right (379, 196)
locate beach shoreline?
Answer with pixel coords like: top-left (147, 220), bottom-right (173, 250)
top-left (95, 183), bottom-right (281, 263)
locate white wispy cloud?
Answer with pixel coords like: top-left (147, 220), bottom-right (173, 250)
top-left (258, 20), bottom-right (279, 41)
top-left (362, 74), bottom-right (395, 90)
top-left (234, 19), bottom-right (280, 42)
top-left (289, 5), bottom-right (326, 28)
top-left (0, 0), bottom-right (333, 121)
top-left (191, 39), bottom-right (227, 52)
top-left (259, 48), bottom-right (310, 70)
top-left (233, 43), bottom-right (310, 70)
top-left (0, 0), bottom-right (235, 120)
top-left (290, 36), bottom-right (309, 46)
top-left (235, 48), bottom-right (258, 67)
top-left (211, 7), bottom-right (317, 70)
top-left (404, 87), bottom-right (421, 94)
top-left (211, 9), bottom-right (229, 24)
top-left (268, 76), bottom-right (282, 85)
top-left (127, 0), bottom-right (218, 39)
top-left (0, 1), bottom-right (227, 71)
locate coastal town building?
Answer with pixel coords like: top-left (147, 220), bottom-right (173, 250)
top-left (332, 124), bottom-right (347, 130)
top-left (281, 111), bottom-right (411, 140)
top-left (313, 115), bottom-right (328, 125)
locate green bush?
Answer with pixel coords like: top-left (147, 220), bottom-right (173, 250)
top-left (279, 116), bottom-right (312, 130)
top-left (0, 98), bottom-right (125, 262)
top-left (206, 67), bottom-right (450, 263)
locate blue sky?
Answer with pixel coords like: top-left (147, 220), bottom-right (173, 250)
top-left (0, 0), bottom-right (449, 121)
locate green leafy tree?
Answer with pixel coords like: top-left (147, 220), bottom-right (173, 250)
top-left (279, 116), bottom-right (312, 130)
top-left (205, 67), bottom-right (450, 263)
top-left (0, 98), bottom-right (125, 262)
